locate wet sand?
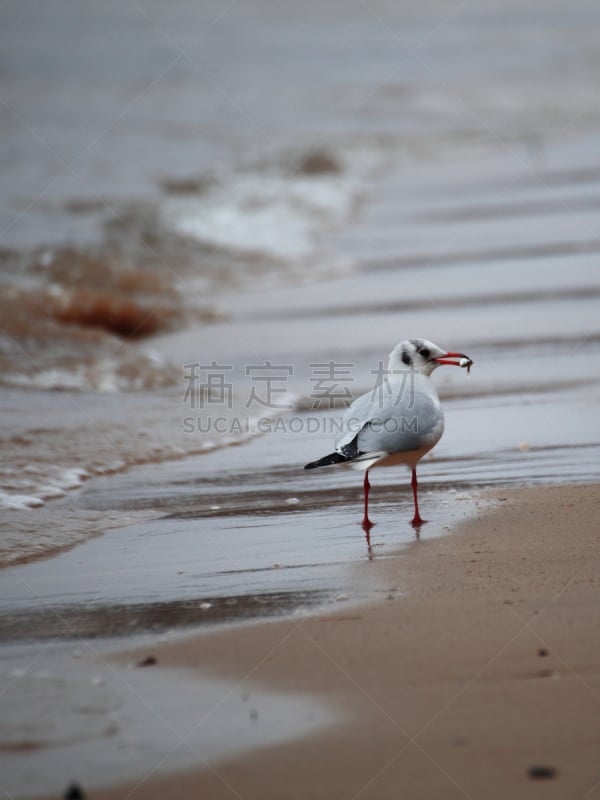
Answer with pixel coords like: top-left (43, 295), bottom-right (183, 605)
top-left (52, 482), bottom-right (600, 800)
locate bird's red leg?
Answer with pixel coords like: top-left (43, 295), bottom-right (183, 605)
top-left (410, 468), bottom-right (425, 528)
top-left (362, 469), bottom-right (374, 533)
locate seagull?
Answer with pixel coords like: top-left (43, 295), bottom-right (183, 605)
top-left (304, 338), bottom-right (473, 529)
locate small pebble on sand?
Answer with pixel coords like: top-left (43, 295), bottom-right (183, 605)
top-left (64, 782), bottom-right (85, 799)
top-left (136, 656), bottom-right (157, 667)
top-left (528, 766), bottom-right (557, 780)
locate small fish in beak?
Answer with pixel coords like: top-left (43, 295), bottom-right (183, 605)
top-left (459, 357), bottom-right (473, 375)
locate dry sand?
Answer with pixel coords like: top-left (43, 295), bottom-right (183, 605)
top-left (91, 484), bottom-right (600, 800)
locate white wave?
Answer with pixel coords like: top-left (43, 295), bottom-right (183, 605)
top-left (1, 351), bottom-right (177, 393)
top-left (2, 368), bottom-right (92, 392)
top-left (0, 467), bottom-right (90, 511)
top-left (0, 493), bottom-right (45, 510)
top-left (162, 161), bottom-right (364, 263)
top-left (52, 468), bottom-right (90, 491)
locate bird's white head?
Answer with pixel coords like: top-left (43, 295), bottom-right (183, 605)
top-left (388, 338), bottom-right (473, 377)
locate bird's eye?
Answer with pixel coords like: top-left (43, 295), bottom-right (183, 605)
top-left (419, 347), bottom-right (430, 360)
top-left (401, 350), bottom-right (411, 366)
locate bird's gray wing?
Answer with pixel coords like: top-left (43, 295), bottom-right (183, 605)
top-left (337, 380), bottom-right (443, 456)
top-left (335, 390), bottom-right (377, 453)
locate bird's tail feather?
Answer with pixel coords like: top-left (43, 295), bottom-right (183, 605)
top-left (304, 451), bottom-right (349, 470)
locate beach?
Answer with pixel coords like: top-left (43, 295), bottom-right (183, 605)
top-left (1, 1), bottom-right (600, 797)
top-left (26, 483), bottom-right (600, 800)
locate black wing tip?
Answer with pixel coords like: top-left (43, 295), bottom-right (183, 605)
top-left (304, 451), bottom-right (348, 470)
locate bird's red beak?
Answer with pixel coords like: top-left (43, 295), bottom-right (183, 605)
top-left (432, 351), bottom-right (472, 367)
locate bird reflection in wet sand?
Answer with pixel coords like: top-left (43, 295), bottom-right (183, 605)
top-left (305, 338), bottom-right (473, 536)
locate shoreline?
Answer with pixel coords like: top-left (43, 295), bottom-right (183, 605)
top-left (75, 482), bottom-right (599, 800)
